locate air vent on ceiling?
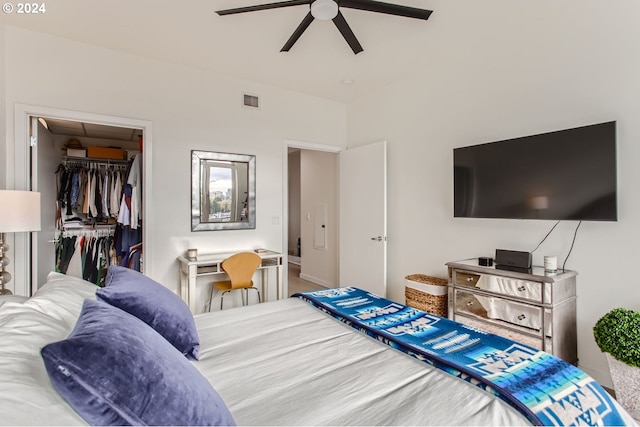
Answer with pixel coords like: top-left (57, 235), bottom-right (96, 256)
top-left (243, 93), bottom-right (260, 109)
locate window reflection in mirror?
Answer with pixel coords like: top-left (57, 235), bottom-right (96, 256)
top-left (191, 151), bottom-right (255, 231)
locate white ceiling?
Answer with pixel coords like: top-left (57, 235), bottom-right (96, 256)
top-left (2, 0), bottom-right (571, 103)
top-left (43, 118), bottom-right (141, 142)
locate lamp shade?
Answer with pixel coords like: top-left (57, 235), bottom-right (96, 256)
top-left (0, 190), bottom-right (41, 232)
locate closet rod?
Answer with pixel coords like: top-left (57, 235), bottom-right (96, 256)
top-left (63, 156), bottom-right (129, 167)
top-left (58, 226), bottom-right (116, 239)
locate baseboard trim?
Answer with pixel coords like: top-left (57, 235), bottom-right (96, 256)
top-left (299, 273), bottom-right (333, 289)
top-left (602, 386), bottom-right (616, 398)
top-left (288, 256), bottom-right (301, 266)
top-left (580, 365), bottom-right (613, 390)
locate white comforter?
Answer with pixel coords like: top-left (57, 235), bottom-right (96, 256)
top-left (194, 298), bottom-right (529, 426)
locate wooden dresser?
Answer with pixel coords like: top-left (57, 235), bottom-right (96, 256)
top-left (446, 259), bottom-right (577, 364)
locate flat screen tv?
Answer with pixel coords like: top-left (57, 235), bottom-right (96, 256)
top-left (454, 121), bottom-right (617, 221)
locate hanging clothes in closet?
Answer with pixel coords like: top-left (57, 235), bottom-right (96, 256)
top-left (54, 230), bottom-right (114, 286)
top-left (54, 158), bottom-right (130, 285)
top-left (55, 161), bottom-right (125, 224)
top-left (114, 154), bottom-right (143, 272)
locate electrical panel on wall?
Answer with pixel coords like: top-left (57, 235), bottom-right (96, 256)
top-left (314, 204), bottom-right (327, 250)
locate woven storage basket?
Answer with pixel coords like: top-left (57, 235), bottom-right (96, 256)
top-left (405, 274), bottom-right (449, 317)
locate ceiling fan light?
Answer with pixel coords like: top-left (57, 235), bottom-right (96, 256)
top-left (311, 0), bottom-right (338, 21)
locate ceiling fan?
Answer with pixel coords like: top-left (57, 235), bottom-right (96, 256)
top-left (216, 0), bottom-right (433, 54)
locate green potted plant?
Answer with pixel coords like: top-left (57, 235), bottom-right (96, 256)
top-left (593, 308), bottom-right (640, 420)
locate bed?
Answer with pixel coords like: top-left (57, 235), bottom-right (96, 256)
top-left (0, 268), bottom-right (635, 426)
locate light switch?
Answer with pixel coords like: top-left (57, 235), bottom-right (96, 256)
top-left (272, 215), bottom-right (281, 225)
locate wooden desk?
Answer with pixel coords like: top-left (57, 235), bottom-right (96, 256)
top-left (177, 250), bottom-right (284, 313)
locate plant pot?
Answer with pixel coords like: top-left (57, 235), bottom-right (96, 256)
top-left (606, 353), bottom-right (640, 421)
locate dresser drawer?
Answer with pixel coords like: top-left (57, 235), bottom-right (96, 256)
top-left (454, 314), bottom-right (551, 353)
top-left (476, 275), bottom-right (548, 304)
top-left (454, 289), bottom-right (551, 335)
top-left (452, 290), bottom-right (487, 318)
top-left (453, 271), bottom-right (481, 288)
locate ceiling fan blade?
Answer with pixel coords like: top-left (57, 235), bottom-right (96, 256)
top-left (281, 12), bottom-right (315, 52)
top-left (216, 0), bottom-right (311, 16)
top-left (332, 11), bottom-right (363, 54)
top-left (339, 0), bottom-right (432, 20)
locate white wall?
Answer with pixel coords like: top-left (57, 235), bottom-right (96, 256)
top-left (299, 149), bottom-right (338, 287)
top-left (346, 3), bottom-right (640, 387)
top-left (2, 26), bottom-right (346, 306)
top-left (0, 27), bottom-right (5, 190)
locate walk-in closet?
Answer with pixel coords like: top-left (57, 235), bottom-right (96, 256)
top-left (35, 117), bottom-right (143, 287)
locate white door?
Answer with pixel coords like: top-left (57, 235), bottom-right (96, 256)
top-left (339, 141), bottom-right (387, 296)
top-left (32, 118), bottom-right (58, 292)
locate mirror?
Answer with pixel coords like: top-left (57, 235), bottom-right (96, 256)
top-left (191, 150), bottom-right (256, 231)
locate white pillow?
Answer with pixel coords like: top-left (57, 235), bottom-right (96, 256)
top-left (0, 272), bottom-right (98, 425)
top-left (0, 295), bottom-right (28, 311)
top-left (22, 272), bottom-right (98, 327)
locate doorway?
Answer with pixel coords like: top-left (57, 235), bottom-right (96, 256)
top-left (283, 139), bottom-right (388, 298)
top-left (35, 117), bottom-right (142, 289)
top-left (13, 104), bottom-right (152, 296)
top-left (284, 141), bottom-right (341, 296)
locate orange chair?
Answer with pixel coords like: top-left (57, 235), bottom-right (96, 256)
top-left (211, 252), bottom-right (262, 310)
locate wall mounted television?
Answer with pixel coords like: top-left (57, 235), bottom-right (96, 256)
top-left (454, 121), bottom-right (617, 221)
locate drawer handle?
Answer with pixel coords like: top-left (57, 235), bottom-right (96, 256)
top-left (518, 314), bottom-right (526, 320)
top-left (466, 277), bottom-right (474, 282)
top-left (466, 301), bottom-right (474, 307)
top-left (518, 285), bottom-right (526, 292)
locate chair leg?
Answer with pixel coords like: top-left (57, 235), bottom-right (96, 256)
top-left (220, 290), bottom-right (231, 310)
top-left (251, 287), bottom-right (261, 304)
top-left (208, 284), bottom-right (215, 312)
top-left (219, 289), bottom-right (260, 310)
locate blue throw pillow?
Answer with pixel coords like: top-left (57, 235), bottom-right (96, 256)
top-left (96, 265), bottom-right (200, 360)
top-left (41, 299), bottom-right (235, 426)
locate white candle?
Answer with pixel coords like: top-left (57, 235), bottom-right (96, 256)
top-left (544, 255), bottom-right (557, 272)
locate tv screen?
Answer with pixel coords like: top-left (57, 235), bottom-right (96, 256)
top-left (454, 121), bottom-right (617, 221)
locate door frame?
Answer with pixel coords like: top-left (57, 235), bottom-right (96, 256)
top-left (11, 103), bottom-right (153, 296)
top-left (282, 139), bottom-right (342, 297)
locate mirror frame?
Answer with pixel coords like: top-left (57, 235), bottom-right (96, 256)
top-left (191, 150), bottom-right (256, 231)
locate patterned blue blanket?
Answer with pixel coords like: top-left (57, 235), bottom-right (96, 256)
top-left (294, 287), bottom-right (627, 426)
